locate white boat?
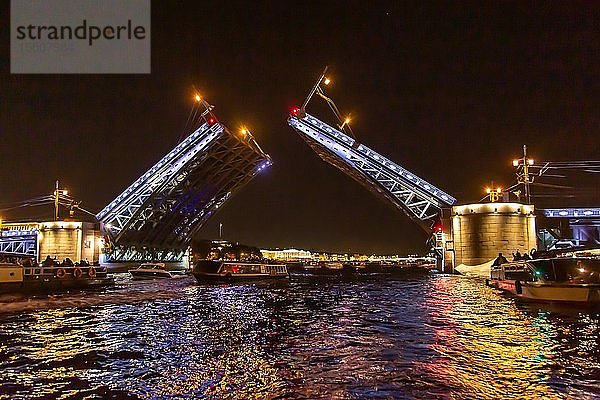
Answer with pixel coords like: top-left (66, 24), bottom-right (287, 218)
top-left (129, 263), bottom-right (186, 280)
top-left (488, 258), bottom-right (600, 303)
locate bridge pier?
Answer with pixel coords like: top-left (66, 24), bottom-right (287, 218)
top-left (440, 203), bottom-right (537, 274)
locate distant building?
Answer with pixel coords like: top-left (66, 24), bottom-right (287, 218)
top-left (261, 248), bottom-right (313, 262)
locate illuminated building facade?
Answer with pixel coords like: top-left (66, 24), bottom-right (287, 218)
top-left (261, 248), bottom-right (313, 262)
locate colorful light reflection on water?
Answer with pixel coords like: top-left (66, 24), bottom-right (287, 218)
top-left (0, 274), bottom-right (598, 399)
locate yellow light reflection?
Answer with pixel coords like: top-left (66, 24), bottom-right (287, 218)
top-left (414, 276), bottom-right (558, 398)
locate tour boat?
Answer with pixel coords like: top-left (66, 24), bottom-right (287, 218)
top-left (488, 258), bottom-right (600, 303)
top-left (0, 262), bottom-right (113, 293)
top-left (192, 260), bottom-right (289, 282)
top-left (128, 263), bottom-right (186, 280)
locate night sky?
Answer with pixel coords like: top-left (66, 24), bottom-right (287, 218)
top-left (1, 2), bottom-right (598, 254)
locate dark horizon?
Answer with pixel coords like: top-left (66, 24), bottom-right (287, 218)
top-left (1, 2), bottom-right (598, 254)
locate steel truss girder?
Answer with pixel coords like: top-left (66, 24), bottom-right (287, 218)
top-left (288, 113), bottom-right (456, 230)
top-left (103, 247), bottom-right (185, 263)
top-left (97, 122), bottom-right (222, 236)
top-left (0, 232), bottom-right (37, 257)
top-left (97, 122), bottom-right (270, 262)
top-left (543, 208), bottom-right (600, 218)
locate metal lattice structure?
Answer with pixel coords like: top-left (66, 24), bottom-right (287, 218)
top-left (0, 230), bottom-right (37, 257)
top-left (543, 208), bottom-right (600, 218)
top-left (289, 112), bottom-right (456, 231)
top-left (97, 121), bottom-right (271, 261)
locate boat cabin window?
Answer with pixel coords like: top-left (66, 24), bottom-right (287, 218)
top-left (528, 260), bottom-right (555, 281)
top-left (529, 259), bottom-right (600, 284)
top-left (504, 268), bottom-right (533, 281)
top-left (223, 264), bottom-right (261, 274)
top-left (552, 259), bottom-right (600, 284)
top-left (266, 265), bottom-right (286, 274)
top-left (34, 268), bottom-right (41, 275)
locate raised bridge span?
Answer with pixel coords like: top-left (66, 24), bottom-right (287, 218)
top-left (288, 112), bottom-right (456, 232)
top-left (288, 67), bottom-right (456, 233)
top-left (95, 103), bottom-right (271, 261)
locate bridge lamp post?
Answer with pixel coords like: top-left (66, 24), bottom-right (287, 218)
top-left (512, 144), bottom-right (534, 204)
top-left (240, 127), bottom-right (258, 143)
top-left (194, 93), bottom-right (216, 123)
top-left (301, 66), bottom-right (329, 111)
top-left (53, 180), bottom-right (68, 221)
top-left (340, 116), bottom-right (351, 131)
top-left (485, 187), bottom-right (502, 203)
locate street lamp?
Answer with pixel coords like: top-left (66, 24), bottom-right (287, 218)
top-left (512, 144), bottom-right (534, 204)
top-left (53, 180), bottom-right (69, 221)
top-left (340, 116), bottom-right (351, 131)
top-left (485, 187), bottom-right (503, 202)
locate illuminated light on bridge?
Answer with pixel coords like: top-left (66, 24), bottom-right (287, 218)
top-left (257, 160), bottom-right (271, 172)
top-left (543, 208), bottom-right (600, 218)
top-left (96, 111), bottom-right (271, 262)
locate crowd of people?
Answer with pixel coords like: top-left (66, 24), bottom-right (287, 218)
top-left (492, 249), bottom-right (536, 266)
top-left (0, 254), bottom-right (94, 267)
top-left (41, 256), bottom-right (92, 267)
top-left (511, 250), bottom-right (531, 261)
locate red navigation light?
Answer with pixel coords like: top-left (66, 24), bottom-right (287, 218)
top-left (435, 225), bottom-right (443, 233)
top-left (208, 116), bottom-right (216, 125)
top-left (291, 107), bottom-right (299, 116)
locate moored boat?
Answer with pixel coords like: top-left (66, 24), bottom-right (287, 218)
top-left (488, 258), bottom-right (600, 303)
top-left (129, 263), bottom-right (186, 279)
top-left (192, 260), bottom-right (289, 282)
top-left (0, 262), bottom-right (113, 293)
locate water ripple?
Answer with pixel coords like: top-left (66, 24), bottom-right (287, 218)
top-left (0, 275), bottom-right (598, 399)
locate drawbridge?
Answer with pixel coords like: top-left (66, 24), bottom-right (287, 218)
top-left (288, 68), bottom-right (456, 233)
top-left (96, 100), bottom-right (271, 261)
top-left (0, 100), bottom-right (270, 262)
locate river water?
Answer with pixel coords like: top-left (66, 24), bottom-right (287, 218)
top-left (0, 273), bottom-right (598, 399)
